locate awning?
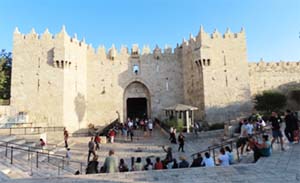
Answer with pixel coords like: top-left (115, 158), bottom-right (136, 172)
top-left (164, 104), bottom-right (198, 111)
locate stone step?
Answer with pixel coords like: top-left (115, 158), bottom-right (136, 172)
top-left (0, 153), bottom-right (73, 178)
top-left (0, 135), bottom-right (17, 143)
top-left (0, 165), bottom-right (10, 181)
top-left (9, 139), bottom-right (27, 146)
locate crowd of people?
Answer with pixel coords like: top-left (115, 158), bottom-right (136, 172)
top-left (84, 144), bottom-right (237, 174)
top-left (84, 117), bottom-right (156, 171)
top-left (64, 109), bottom-right (300, 175)
top-left (237, 109), bottom-right (299, 162)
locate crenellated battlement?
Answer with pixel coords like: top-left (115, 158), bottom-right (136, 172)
top-left (14, 26), bottom-right (88, 49)
top-left (11, 23), bottom-right (300, 132)
top-left (14, 26), bottom-right (178, 60)
top-left (249, 61), bottom-right (300, 72)
top-left (248, 61), bottom-right (300, 73)
top-left (198, 26), bottom-right (245, 40)
top-left (179, 26), bottom-right (246, 51)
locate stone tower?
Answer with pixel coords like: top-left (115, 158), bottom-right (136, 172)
top-left (180, 26), bottom-right (252, 123)
top-left (11, 26), bottom-right (88, 132)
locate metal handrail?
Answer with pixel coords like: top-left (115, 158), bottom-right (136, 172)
top-left (0, 141), bottom-right (85, 175)
top-left (190, 126), bottom-right (272, 165)
top-left (0, 139), bottom-right (54, 156)
top-left (0, 126), bottom-right (65, 135)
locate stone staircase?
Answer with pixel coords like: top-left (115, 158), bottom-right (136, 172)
top-left (4, 142), bottom-right (300, 183)
top-left (1, 127), bottom-right (298, 183)
top-left (0, 134), bottom-right (82, 179)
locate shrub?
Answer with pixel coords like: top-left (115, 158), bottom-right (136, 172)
top-left (254, 91), bottom-right (287, 113)
top-left (163, 118), bottom-right (185, 132)
top-left (290, 89), bottom-right (300, 104)
top-left (209, 123), bottom-right (224, 130)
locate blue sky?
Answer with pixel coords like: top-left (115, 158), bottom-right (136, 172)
top-left (0, 0), bottom-right (299, 61)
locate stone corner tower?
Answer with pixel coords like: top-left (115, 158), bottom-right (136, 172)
top-left (180, 26), bottom-right (252, 123)
top-left (11, 26), bottom-right (88, 132)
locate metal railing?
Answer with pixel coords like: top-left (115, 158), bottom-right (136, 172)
top-left (0, 142), bottom-right (85, 176)
top-left (0, 126), bottom-right (65, 135)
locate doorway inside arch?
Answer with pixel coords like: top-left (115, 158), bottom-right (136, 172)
top-left (127, 98), bottom-right (147, 119)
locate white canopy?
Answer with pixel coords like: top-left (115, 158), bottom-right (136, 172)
top-left (164, 104), bottom-right (198, 111)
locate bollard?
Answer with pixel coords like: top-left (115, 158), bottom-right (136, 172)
top-left (28, 147), bottom-right (30, 161)
top-left (5, 143), bottom-right (8, 157)
top-left (236, 141), bottom-right (240, 161)
top-left (131, 157), bottom-right (135, 170)
top-left (212, 148), bottom-right (216, 165)
top-left (62, 157), bottom-right (64, 169)
top-left (10, 146), bottom-right (13, 164)
top-left (36, 152), bottom-right (39, 168)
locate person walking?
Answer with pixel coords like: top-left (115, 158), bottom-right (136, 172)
top-left (270, 112), bottom-right (285, 151)
top-left (148, 120), bottom-right (153, 136)
top-left (178, 132), bottom-right (185, 152)
top-left (237, 119), bottom-right (248, 156)
top-left (169, 128), bottom-right (177, 144)
top-left (109, 129), bottom-right (116, 143)
top-left (94, 134), bottom-right (101, 151)
top-left (63, 128), bottom-right (69, 148)
top-left (87, 137), bottom-right (96, 163)
top-left (285, 110), bottom-right (296, 143)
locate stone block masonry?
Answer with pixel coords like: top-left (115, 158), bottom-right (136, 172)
top-left (10, 25), bottom-right (300, 132)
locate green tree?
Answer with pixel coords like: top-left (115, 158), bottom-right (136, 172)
top-left (0, 49), bottom-right (12, 100)
top-left (254, 91), bottom-right (287, 113)
top-left (289, 89), bottom-right (300, 105)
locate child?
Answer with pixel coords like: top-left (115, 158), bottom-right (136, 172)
top-left (40, 138), bottom-right (46, 150)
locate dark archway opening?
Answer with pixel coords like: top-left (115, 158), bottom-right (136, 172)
top-left (127, 98), bottom-right (147, 119)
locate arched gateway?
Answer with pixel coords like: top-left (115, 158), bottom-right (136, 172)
top-left (123, 81), bottom-right (151, 121)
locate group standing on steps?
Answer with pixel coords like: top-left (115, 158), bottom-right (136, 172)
top-left (236, 109), bottom-right (300, 163)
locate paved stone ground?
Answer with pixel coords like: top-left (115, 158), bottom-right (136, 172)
top-left (51, 126), bottom-right (222, 170)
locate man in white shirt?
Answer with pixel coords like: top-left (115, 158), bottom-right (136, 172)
top-left (128, 119), bottom-right (133, 128)
top-left (245, 121), bottom-right (254, 152)
top-left (218, 148), bottom-right (230, 166)
top-left (246, 122), bottom-right (254, 136)
top-left (148, 121), bottom-right (153, 136)
top-left (202, 152), bottom-right (215, 167)
top-left (238, 120), bottom-right (248, 156)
